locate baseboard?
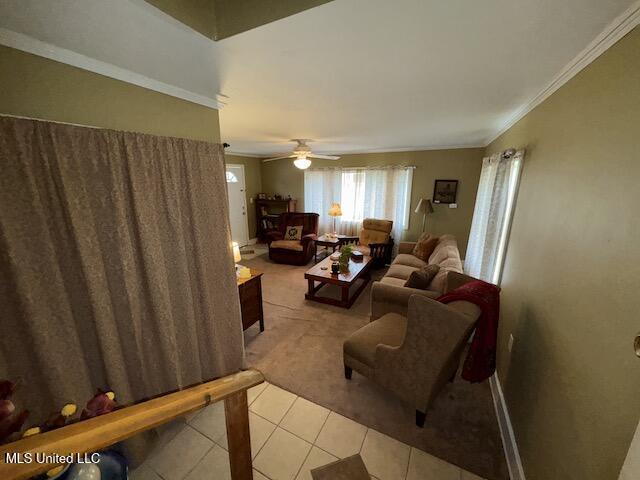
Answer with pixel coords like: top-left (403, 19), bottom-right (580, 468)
top-left (489, 372), bottom-right (526, 480)
top-left (247, 238), bottom-right (258, 245)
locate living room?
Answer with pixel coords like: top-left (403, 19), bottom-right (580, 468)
top-left (1, 2), bottom-right (639, 480)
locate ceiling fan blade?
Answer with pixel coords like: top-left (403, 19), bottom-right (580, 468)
top-left (262, 155), bottom-right (295, 163)
top-left (308, 153), bottom-right (340, 160)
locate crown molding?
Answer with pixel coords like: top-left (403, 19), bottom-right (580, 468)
top-left (332, 143), bottom-right (486, 155)
top-left (486, 1), bottom-right (640, 145)
top-left (229, 143), bottom-right (485, 158)
top-left (0, 28), bottom-right (226, 110)
top-left (225, 151), bottom-right (266, 158)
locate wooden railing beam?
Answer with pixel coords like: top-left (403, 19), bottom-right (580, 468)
top-left (0, 369), bottom-right (264, 480)
top-left (225, 390), bottom-right (253, 480)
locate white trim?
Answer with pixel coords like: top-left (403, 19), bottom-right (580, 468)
top-left (225, 151), bottom-right (266, 159)
top-left (247, 238), bottom-right (258, 246)
top-left (0, 28), bottom-right (225, 110)
top-left (229, 143), bottom-right (485, 158)
top-left (486, 0), bottom-right (640, 145)
top-left (490, 372), bottom-right (526, 480)
top-left (226, 163), bottom-right (251, 247)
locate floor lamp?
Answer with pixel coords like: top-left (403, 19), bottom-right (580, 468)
top-left (415, 198), bottom-right (434, 232)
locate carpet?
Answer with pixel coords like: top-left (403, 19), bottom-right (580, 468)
top-left (243, 253), bottom-right (508, 480)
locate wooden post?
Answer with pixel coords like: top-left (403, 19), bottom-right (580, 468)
top-left (225, 390), bottom-right (253, 480)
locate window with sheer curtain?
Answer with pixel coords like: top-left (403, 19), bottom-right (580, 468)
top-left (304, 166), bottom-right (413, 242)
top-left (464, 150), bottom-right (524, 284)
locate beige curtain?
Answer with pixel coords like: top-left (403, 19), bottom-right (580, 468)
top-left (0, 116), bottom-right (244, 451)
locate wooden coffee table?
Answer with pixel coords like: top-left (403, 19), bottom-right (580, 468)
top-left (304, 255), bottom-right (372, 308)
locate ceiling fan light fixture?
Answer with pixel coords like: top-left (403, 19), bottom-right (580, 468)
top-left (294, 157), bottom-right (311, 169)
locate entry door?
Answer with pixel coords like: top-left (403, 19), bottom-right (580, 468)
top-left (226, 164), bottom-right (249, 247)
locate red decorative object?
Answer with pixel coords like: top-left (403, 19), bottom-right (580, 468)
top-left (438, 280), bottom-right (500, 383)
top-left (81, 390), bottom-right (117, 419)
top-left (0, 380), bottom-right (29, 443)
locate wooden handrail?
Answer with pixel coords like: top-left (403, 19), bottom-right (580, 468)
top-left (0, 369), bottom-right (264, 480)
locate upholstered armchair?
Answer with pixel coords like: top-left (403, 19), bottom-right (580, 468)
top-left (350, 218), bottom-right (394, 267)
top-left (343, 272), bottom-right (481, 427)
top-left (267, 212), bottom-right (319, 265)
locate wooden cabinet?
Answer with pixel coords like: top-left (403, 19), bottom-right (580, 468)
top-left (255, 198), bottom-right (297, 242)
top-left (237, 270), bottom-right (264, 331)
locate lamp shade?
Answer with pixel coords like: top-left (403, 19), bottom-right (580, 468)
top-left (415, 198), bottom-right (434, 214)
top-left (232, 242), bottom-right (241, 263)
top-left (328, 203), bottom-right (342, 217)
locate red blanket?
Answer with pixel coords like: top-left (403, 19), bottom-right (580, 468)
top-left (438, 280), bottom-right (500, 383)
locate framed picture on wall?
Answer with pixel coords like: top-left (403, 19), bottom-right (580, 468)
top-left (433, 179), bottom-right (458, 204)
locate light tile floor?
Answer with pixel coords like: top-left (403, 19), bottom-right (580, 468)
top-left (131, 382), bottom-right (486, 480)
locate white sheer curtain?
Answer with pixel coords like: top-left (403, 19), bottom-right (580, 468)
top-left (465, 150), bottom-right (524, 284)
top-left (304, 166), bottom-right (413, 242)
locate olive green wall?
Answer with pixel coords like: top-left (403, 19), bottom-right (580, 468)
top-left (145, 0), bottom-right (217, 38)
top-left (224, 154), bottom-right (263, 239)
top-left (0, 46), bottom-right (221, 142)
top-left (261, 148), bottom-right (484, 256)
top-left (144, 0), bottom-right (332, 40)
top-left (486, 27), bottom-right (640, 480)
top-left (213, 0), bottom-right (332, 39)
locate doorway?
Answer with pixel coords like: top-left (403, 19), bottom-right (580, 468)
top-left (226, 164), bottom-right (249, 247)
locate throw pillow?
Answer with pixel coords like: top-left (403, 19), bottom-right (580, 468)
top-left (412, 234), bottom-right (439, 261)
top-left (404, 264), bottom-right (440, 289)
top-left (285, 225), bottom-right (303, 241)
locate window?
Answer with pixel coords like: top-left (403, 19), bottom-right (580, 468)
top-left (464, 150), bottom-right (524, 284)
top-left (226, 171), bottom-right (238, 183)
top-left (304, 166), bottom-right (413, 243)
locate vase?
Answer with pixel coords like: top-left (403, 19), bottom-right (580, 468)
top-left (339, 259), bottom-right (350, 273)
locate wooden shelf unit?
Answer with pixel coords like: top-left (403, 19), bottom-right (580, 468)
top-left (255, 198), bottom-right (296, 242)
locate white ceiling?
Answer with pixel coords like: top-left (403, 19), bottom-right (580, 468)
top-left (0, 0), bottom-right (637, 155)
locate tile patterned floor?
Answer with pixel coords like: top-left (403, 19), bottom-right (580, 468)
top-left (131, 383), bottom-right (486, 480)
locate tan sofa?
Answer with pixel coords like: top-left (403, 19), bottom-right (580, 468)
top-left (371, 234), bottom-right (464, 320)
top-left (344, 272), bottom-right (480, 426)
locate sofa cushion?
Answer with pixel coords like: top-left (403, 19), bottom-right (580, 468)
top-left (362, 218), bottom-right (393, 233)
top-left (429, 235), bottom-right (458, 264)
top-left (429, 257), bottom-right (464, 293)
top-left (386, 264), bottom-right (419, 281)
top-left (360, 229), bottom-right (390, 246)
top-left (404, 264), bottom-right (440, 289)
top-left (392, 253), bottom-right (427, 269)
top-left (344, 313), bottom-right (407, 367)
top-left (284, 225), bottom-right (303, 241)
top-left (412, 233), bottom-right (439, 261)
top-left (270, 240), bottom-right (304, 251)
top-left (380, 276), bottom-right (407, 288)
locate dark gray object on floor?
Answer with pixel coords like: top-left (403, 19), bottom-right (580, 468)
top-left (311, 454), bottom-right (369, 480)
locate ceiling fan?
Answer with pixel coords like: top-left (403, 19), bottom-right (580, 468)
top-left (261, 139), bottom-right (340, 169)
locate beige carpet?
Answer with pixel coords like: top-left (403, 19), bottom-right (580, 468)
top-left (243, 253), bottom-right (508, 480)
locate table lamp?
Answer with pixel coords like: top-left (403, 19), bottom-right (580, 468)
top-left (327, 203), bottom-right (342, 237)
top-left (232, 241), bottom-right (241, 269)
top-left (415, 198), bottom-right (434, 232)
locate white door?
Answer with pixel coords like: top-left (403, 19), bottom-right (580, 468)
top-left (226, 164), bottom-right (249, 247)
